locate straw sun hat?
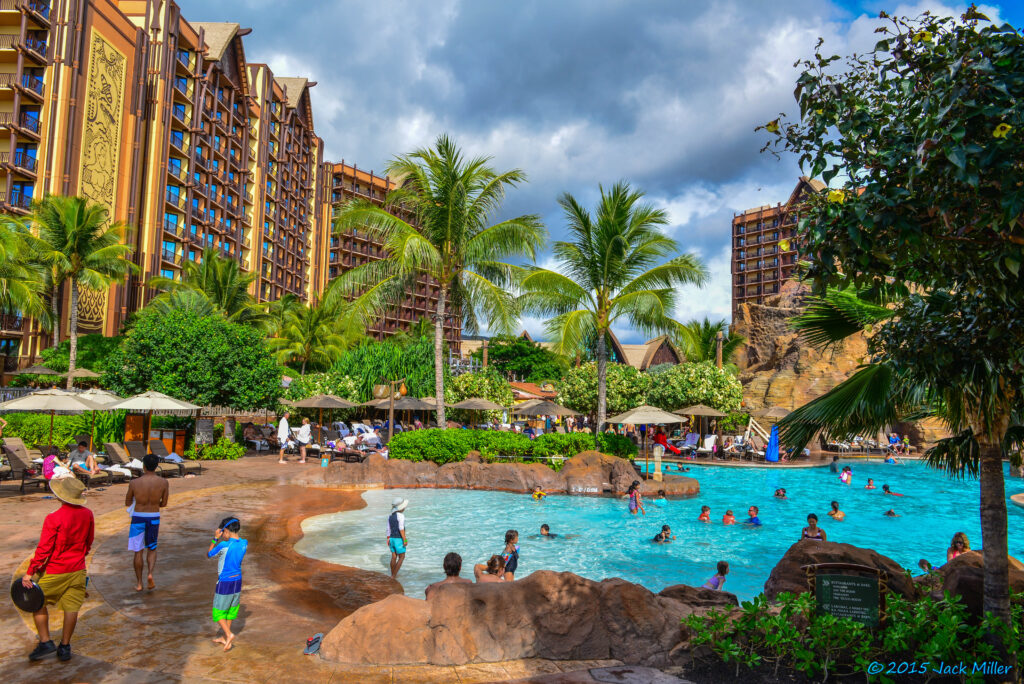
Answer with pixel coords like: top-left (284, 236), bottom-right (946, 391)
top-left (50, 477), bottom-right (87, 506)
top-left (391, 497), bottom-right (409, 512)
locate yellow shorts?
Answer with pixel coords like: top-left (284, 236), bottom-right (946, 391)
top-left (37, 570), bottom-right (87, 612)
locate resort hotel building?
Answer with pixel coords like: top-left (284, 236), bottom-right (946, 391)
top-left (0, 0), bottom-right (456, 370)
top-left (730, 177), bottom-right (824, 318)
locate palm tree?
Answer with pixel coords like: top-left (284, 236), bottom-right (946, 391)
top-left (675, 317), bottom-right (745, 371)
top-left (519, 182), bottom-right (707, 436)
top-left (267, 285), bottom-right (363, 374)
top-left (264, 293), bottom-right (302, 337)
top-left (778, 286), bottom-right (1022, 640)
top-left (30, 196), bottom-right (137, 388)
top-left (148, 247), bottom-right (265, 327)
top-left (333, 134), bottom-right (545, 425)
top-left (0, 217), bottom-right (45, 322)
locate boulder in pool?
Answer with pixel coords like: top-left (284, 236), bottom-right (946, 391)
top-left (933, 551), bottom-right (1024, 617)
top-left (435, 460), bottom-right (564, 493)
top-left (321, 570), bottom-right (692, 666)
top-left (764, 539), bottom-right (917, 601)
top-left (658, 584), bottom-right (739, 611)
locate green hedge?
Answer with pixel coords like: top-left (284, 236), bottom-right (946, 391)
top-left (2, 411), bottom-right (126, 449)
top-left (185, 438), bottom-right (245, 461)
top-left (387, 429), bottom-right (637, 465)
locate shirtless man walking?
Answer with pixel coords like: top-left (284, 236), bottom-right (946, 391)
top-left (125, 454), bottom-right (169, 591)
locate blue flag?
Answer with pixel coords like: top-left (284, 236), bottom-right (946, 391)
top-left (765, 425), bottom-right (780, 462)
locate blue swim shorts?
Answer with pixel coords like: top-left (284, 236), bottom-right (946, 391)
top-left (388, 537), bottom-right (406, 555)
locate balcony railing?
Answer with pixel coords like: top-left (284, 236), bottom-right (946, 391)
top-left (20, 74), bottom-right (43, 94)
top-left (19, 112), bottom-right (40, 133)
top-left (0, 72), bottom-right (15, 87)
top-left (9, 189), bottom-right (32, 209)
top-left (0, 34), bottom-right (16, 49)
top-left (12, 151), bottom-right (37, 172)
top-left (26, 0), bottom-right (50, 21)
top-left (24, 36), bottom-right (46, 58)
top-left (163, 219), bottom-right (184, 237)
top-left (165, 190), bottom-right (185, 209)
top-left (161, 249), bottom-right (180, 265)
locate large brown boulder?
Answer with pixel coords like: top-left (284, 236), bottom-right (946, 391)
top-left (935, 551), bottom-right (1024, 617)
top-left (383, 459), bottom-right (440, 487)
top-left (764, 539), bottom-right (916, 601)
top-left (658, 584), bottom-right (739, 612)
top-left (561, 451), bottom-right (642, 495)
top-left (321, 570), bottom-right (692, 667)
top-left (435, 460), bottom-right (564, 493)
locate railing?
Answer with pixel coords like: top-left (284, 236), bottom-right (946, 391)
top-left (163, 219), bottom-right (184, 237)
top-left (13, 150), bottom-right (36, 172)
top-left (24, 36), bottom-right (46, 57)
top-left (165, 190), bottom-right (185, 209)
top-left (161, 248), bottom-right (180, 265)
top-left (0, 313), bottom-right (23, 331)
top-left (173, 78), bottom-right (191, 98)
top-left (0, 34), bottom-right (16, 49)
top-left (25, 0), bottom-right (50, 21)
top-left (9, 188), bottom-right (32, 209)
top-left (21, 73), bottom-right (43, 94)
top-left (19, 112), bottom-right (40, 132)
top-left (0, 1), bottom-right (19, 11)
top-left (0, 72), bottom-right (15, 87)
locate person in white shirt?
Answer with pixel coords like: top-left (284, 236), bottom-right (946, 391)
top-left (277, 412), bottom-right (291, 464)
top-left (296, 418), bottom-right (311, 464)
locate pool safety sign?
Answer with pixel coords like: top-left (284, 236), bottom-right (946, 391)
top-left (815, 574), bottom-right (880, 627)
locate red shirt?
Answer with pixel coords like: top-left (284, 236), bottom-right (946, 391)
top-left (28, 503), bottom-right (95, 576)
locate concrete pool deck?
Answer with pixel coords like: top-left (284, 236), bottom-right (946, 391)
top-left (0, 454), bottom-right (640, 683)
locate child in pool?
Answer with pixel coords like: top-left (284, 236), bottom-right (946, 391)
top-left (865, 478), bottom-right (876, 490)
top-left (774, 488), bottom-right (787, 499)
top-left (698, 505), bottom-right (711, 522)
top-left (652, 490), bottom-right (667, 507)
top-left (702, 561), bottom-right (729, 590)
top-left (652, 524), bottom-right (675, 543)
top-left (884, 509), bottom-right (900, 517)
top-left (540, 524), bottom-right (556, 538)
top-left (882, 484), bottom-right (904, 496)
top-left (722, 510), bottom-right (735, 525)
top-left (532, 486), bottom-right (546, 500)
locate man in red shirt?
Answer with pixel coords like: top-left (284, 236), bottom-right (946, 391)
top-left (21, 477), bottom-right (94, 662)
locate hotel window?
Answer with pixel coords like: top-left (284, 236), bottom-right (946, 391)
top-left (161, 269), bottom-right (174, 279)
top-left (174, 76), bottom-right (188, 93)
top-left (170, 130), bottom-right (185, 149)
top-left (190, 225), bottom-right (198, 238)
top-left (211, 160), bottom-right (219, 172)
top-left (193, 171), bottom-right (201, 183)
top-left (173, 103), bottom-right (187, 121)
top-left (162, 240), bottom-right (176, 254)
top-left (168, 158), bottom-right (182, 175)
top-left (206, 235), bottom-right (215, 245)
top-left (196, 144), bottom-right (203, 157)
top-left (166, 185), bottom-right (181, 202)
top-left (189, 250), bottom-right (197, 261)
top-left (164, 212), bottom-right (178, 228)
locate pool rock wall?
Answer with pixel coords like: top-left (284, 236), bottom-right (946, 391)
top-left (320, 570), bottom-right (735, 667)
top-left (296, 451), bottom-right (700, 498)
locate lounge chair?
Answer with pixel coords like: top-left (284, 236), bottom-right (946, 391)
top-left (72, 464), bottom-right (114, 488)
top-left (104, 443), bottom-right (143, 478)
top-left (674, 433), bottom-right (700, 457)
top-left (695, 435), bottom-right (717, 458)
top-left (3, 443), bottom-right (47, 492)
top-left (148, 440), bottom-right (202, 476)
top-left (125, 441), bottom-right (179, 477)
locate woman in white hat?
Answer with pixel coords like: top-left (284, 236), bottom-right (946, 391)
top-left (386, 497), bottom-right (408, 578)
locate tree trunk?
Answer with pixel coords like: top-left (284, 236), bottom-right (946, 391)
top-left (50, 283), bottom-right (60, 349)
top-left (300, 359), bottom-right (307, 375)
top-left (595, 330), bottom-right (607, 447)
top-left (66, 281), bottom-right (79, 390)
top-left (434, 285), bottom-right (447, 427)
top-left (977, 434), bottom-right (1013, 665)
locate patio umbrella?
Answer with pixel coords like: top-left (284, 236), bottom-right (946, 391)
top-left (67, 368), bottom-right (101, 379)
top-left (674, 404), bottom-right (727, 449)
top-left (752, 406), bottom-right (791, 420)
top-left (606, 405), bottom-right (687, 478)
top-left (451, 397), bottom-right (507, 429)
top-left (0, 389), bottom-right (104, 445)
top-left (290, 394), bottom-right (360, 446)
top-left (510, 400), bottom-right (579, 417)
top-left (78, 388), bottom-right (124, 450)
top-left (109, 391), bottom-right (201, 442)
top-left (19, 365), bottom-right (61, 376)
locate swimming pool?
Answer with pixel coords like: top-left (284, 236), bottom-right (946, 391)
top-left (294, 462), bottom-right (1024, 600)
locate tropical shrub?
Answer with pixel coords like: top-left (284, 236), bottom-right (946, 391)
top-left (685, 591), bottom-right (1023, 681)
top-left (3, 413), bottom-right (91, 447)
top-left (645, 361), bottom-right (743, 413)
top-left (532, 432), bottom-right (637, 459)
top-left (38, 334), bottom-right (123, 373)
top-left (471, 334), bottom-right (568, 383)
top-left (331, 336), bottom-right (444, 402)
top-left (557, 362), bottom-right (651, 416)
top-left (387, 429), bottom-right (481, 464)
top-left (719, 411), bottom-right (750, 434)
top-left (443, 369), bottom-right (514, 423)
top-left (286, 371), bottom-right (359, 402)
top-left (104, 308), bottom-right (282, 410)
top-left (387, 428), bottom-right (637, 465)
top-left (185, 437), bottom-right (245, 461)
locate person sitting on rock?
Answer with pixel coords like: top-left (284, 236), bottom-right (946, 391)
top-left (702, 561), bottom-right (729, 591)
top-left (474, 555), bottom-right (505, 583)
top-left (425, 552), bottom-right (472, 599)
top-left (946, 532), bottom-right (969, 561)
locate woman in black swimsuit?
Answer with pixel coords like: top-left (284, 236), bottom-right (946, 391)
top-left (802, 513), bottom-right (827, 541)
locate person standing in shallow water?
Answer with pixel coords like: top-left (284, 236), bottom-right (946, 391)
top-left (627, 481), bottom-right (645, 515)
top-left (386, 497), bottom-right (408, 579)
top-left (126, 454), bottom-right (169, 592)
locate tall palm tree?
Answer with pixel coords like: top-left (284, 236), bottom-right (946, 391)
top-left (675, 317), bottom-right (745, 371)
top-left (519, 182), bottom-right (707, 436)
top-left (30, 196), bottom-right (137, 388)
top-left (778, 286), bottom-right (1022, 637)
top-left (264, 292), bottom-right (302, 337)
top-left (267, 285), bottom-right (363, 374)
top-left (0, 217), bottom-right (45, 322)
top-left (148, 247), bottom-right (265, 327)
top-left (333, 134), bottom-right (545, 425)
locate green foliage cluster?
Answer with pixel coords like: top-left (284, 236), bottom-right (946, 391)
top-left (686, 591), bottom-right (1023, 682)
top-left (556, 361), bottom-right (741, 416)
top-left (470, 335), bottom-right (567, 383)
top-left (331, 336), bottom-right (443, 402)
top-left (103, 308), bottom-right (282, 410)
top-left (443, 369), bottom-right (514, 423)
top-left (645, 362), bottom-right (743, 413)
top-left (184, 437), bottom-right (245, 461)
top-left (387, 428), bottom-right (636, 465)
top-left (38, 334), bottom-right (123, 373)
top-left (718, 412), bottom-right (751, 434)
top-left (286, 371), bottom-right (359, 402)
top-left (3, 410), bottom-right (125, 447)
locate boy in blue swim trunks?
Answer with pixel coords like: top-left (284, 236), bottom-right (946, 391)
top-left (126, 454), bottom-right (169, 591)
top-left (386, 497), bottom-right (408, 579)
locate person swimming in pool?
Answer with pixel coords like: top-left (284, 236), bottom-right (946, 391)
top-left (653, 524), bottom-right (675, 543)
top-left (722, 510), bottom-right (736, 525)
top-left (698, 505), bottom-right (711, 522)
top-left (839, 466), bottom-right (852, 485)
top-left (652, 490), bottom-right (667, 507)
top-left (774, 488), bottom-right (787, 499)
top-left (884, 509), bottom-right (900, 517)
top-left (745, 506), bottom-right (762, 526)
top-left (626, 481), bottom-right (645, 516)
top-left (540, 524), bottom-right (556, 538)
top-left (882, 484), bottom-right (903, 496)
top-left (702, 561), bottom-right (729, 591)
top-left (827, 500), bottom-right (845, 522)
top-left (802, 513), bottom-right (826, 541)
top-left (865, 478), bottom-right (876, 490)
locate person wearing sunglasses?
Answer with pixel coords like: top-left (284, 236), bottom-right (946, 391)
top-left (946, 532), bottom-right (970, 562)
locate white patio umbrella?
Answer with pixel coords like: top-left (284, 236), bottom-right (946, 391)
top-left (109, 391), bottom-right (201, 441)
top-left (78, 389), bottom-right (124, 450)
top-left (606, 405), bottom-right (686, 480)
top-left (0, 389), bottom-right (105, 445)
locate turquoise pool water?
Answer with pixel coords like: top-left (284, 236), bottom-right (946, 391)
top-left (294, 462), bottom-right (1024, 600)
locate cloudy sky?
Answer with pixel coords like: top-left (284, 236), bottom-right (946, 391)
top-left (180, 0), bottom-right (1020, 342)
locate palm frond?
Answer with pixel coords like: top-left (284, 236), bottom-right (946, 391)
top-left (793, 287), bottom-right (893, 351)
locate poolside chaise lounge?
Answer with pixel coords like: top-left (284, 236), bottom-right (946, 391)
top-left (125, 441), bottom-right (179, 477)
top-left (148, 439), bottom-right (202, 476)
top-left (103, 443), bottom-right (143, 478)
top-left (2, 441), bottom-right (47, 492)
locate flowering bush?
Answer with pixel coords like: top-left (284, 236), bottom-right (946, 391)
top-left (556, 362), bottom-right (651, 416)
top-left (645, 361), bottom-right (742, 413)
top-left (443, 369), bottom-right (514, 423)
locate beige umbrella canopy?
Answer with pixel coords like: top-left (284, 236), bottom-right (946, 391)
top-left (674, 404), bottom-right (726, 417)
top-left (363, 396), bottom-right (438, 411)
top-left (0, 389), bottom-right (105, 445)
top-left (751, 406), bottom-right (791, 419)
top-left (290, 394), bottom-right (360, 446)
top-left (67, 368), bottom-right (101, 380)
top-left (511, 400), bottom-right (579, 416)
top-left (606, 405), bottom-right (686, 425)
top-left (451, 397), bottom-right (507, 411)
top-left (19, 365), bottom-right (61, 376)
top-left (109, 391), bottom-right (201, 441)
top-left (77, 388), bottom-right (124, 450)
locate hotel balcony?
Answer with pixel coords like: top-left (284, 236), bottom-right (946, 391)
top-left (18, 74), bottom-right (44, 99)
top-left (24, 0), bottom-right (50, 27)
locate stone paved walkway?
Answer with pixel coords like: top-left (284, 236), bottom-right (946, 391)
top-left (0, 454), bottom-right (629, 683)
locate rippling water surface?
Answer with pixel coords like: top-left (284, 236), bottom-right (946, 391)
top-left (294, 461), bottom-right (1024, 599)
